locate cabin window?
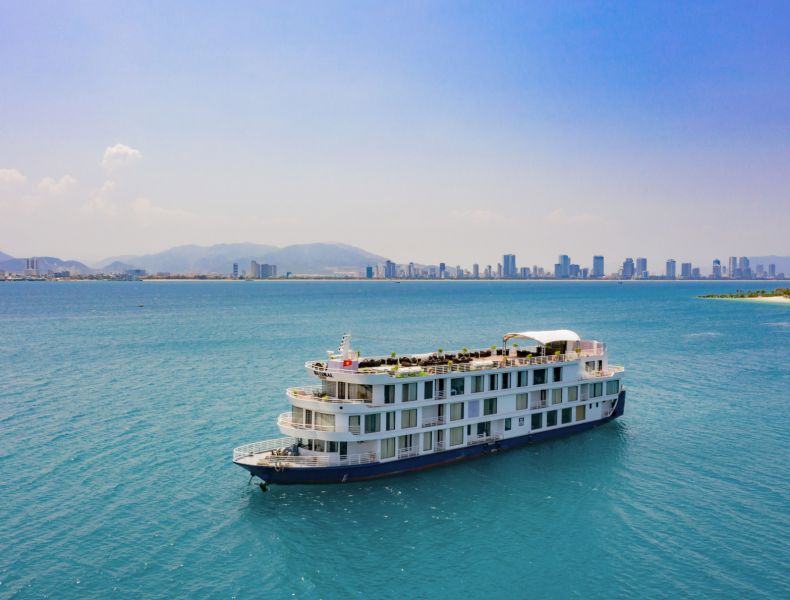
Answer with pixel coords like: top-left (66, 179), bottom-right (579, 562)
top-left (313, 439), bottom-right (325, 452)
top-left (292, 406), bottom-right (304, 423)
top-left (516, 393), bottom-right (528, 410)
top-left (472, 375), bottom-right (484, 393)
top-left (450, 426), bottom-right (464, 446)
top-left (328, 441), bottom-right (338, 453)
top-left (561, 408), bottom-right (572, 424)
top-left (401, 409), bottom-right (417, 428)
top-left (580, 384), bottom-right (589, 401)
top-left (576, 405), bottom-right (586, 421)
top-left (424, 380), bottom-right (434, 399)
top-left (517, 370), bottom-right (528, 387)
top-left (531, 412), bottom-right (543, 430)
top-left (546, 410), bottom-right (558, 427)
top-left (423, 432), bottom-right (432, 451)
top-left (364, 414), bottom-right (380, 433)
top-left (402, 383), bottom-right (418, 402)
top-left (606, 380), bottom-right (620, 395)
top-left (592, 382), bottom-right (603, 398)
top-left (488, 374), bottom-right (498, 391)
top-left (567, 386), bottom-right (578, 402)
top-left (533, 369), bottom-right (546, 385)
top-left (586, 361), bottom-right (596, 372)
top-left (337, 382), bottom-right (346, 399)
top-left (483, 397), bottom-right (497, 416)
top-left (398, 434), bottom-right (414, 452)
top-left (381, 438), bottom-right (396, 459)
top-left (315, 413), bottom-right (335, 429)
top-left (349, 415), bottom-right (360, 434)
top-left (450, 402), bottom-right (464, 421)
top-left (349, 383), bottom-right (372, 402)
top-left (553, 366), bottom-right (562, 382)
top-left (505, 418), bottom-right (512, 431)
top-left (384, 385), bottom-right (395, 404)
top-left (321, 380), bottom-right (337, 398)
top-left (502, 373), bottom-right (511, 389)
top-left (385, 412), bottom-right (396, 431)
top-left (450, 378), bottom-right (465, 396)
top-left (467, 400), bottom-right (480, 418)
top-left (552, 388), bottom-right (563, 405)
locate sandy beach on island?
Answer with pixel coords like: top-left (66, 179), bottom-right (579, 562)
top-left (704, 296), bottom-right (790, 304)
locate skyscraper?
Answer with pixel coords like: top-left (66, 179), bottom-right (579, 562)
top-left (384, 260), bottom-right (397, 278)
top-left (681, 262), bottom-right (692, 278)
top-left (439, 262), bottom-right (446, 279)
top-left (666, 259), bottom-right (677, 279)
top-left (621, 258), bottom-right (635, 279)
top-left (728, 256), bottom-right (738, 278)
top-left (738, 257), bottom-right (751, 279)
top-left (592, 255), bottom-right (604, 278)
top-left (472, 263), bottom-right (480, 279)
top-left (769, 263), bottom-right (776, 278)
top-left (712, 259), bottom-right (722, 279)
top-left (232, 263), bottom-right (238, 278)
top-left (249, 260), bottom-right (260, 279)
top-left (366, 266), bottom-right (374, 279)
top-left (503, 254), bottom-right (517, 278)
top-left (636, 257), bottom-right (647, 279)
top-left (557, 255), bottom-right (571, 278)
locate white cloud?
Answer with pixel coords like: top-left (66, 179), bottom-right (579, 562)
top-left (0, 168), bottom-right (26, 185)
top-left (38, 174), bottom-right (78, 194)
top-left (101, 143), bottom-right (142, 172)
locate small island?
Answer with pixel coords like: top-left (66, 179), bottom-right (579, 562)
top-left (699, 288), bottom-right (790, 304)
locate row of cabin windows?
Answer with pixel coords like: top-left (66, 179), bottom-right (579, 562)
top-left (382, 366), bottom-right (570, 404)
top-left (352, 381), bottom-right (625, 433)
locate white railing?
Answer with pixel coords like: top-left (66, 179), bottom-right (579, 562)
top-left (287, 386), bottom-right (371, 404)
top-left (422, 416), bottom-right (446, 427)
top-left (348, 425), bottom-right (361, 434)
top-left (305, 345), bottom-right (606, 379)
top-left (581, 366), bottom-right (624, 380)
top-left (397, 446), bottom-right (419, 459)
top-left (434, 441), bottom-right (446, 452)
top-left (530, 400), bottom-right (547, 409)
top-left (277, 412), bottom-right (336, 432)
top-left (232, 437), bottom-right (298, 461)
top-left (436, 389), bottom-right (447, 400)
top-left (466, 433), bottom-right (503, 446)
top-left (256, 452), bottom-right (379, 468)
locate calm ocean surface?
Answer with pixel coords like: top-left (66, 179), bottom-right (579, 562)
top-left (1, 281), bottom-right (788, 599)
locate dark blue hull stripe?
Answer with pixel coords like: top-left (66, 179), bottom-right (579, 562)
top-left (235, 391), bottom-right (626, 485)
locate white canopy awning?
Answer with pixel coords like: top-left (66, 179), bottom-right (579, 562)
top-left (502, 329), bottom-right (581, 346)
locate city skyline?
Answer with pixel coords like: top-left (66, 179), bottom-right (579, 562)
top-left (1, 3), bottom-right (789, 265)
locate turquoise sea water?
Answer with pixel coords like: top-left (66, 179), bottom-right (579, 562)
top-left (1, 281), bottom-right (788, 599)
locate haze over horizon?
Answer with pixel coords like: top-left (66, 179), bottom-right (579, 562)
top-left (1, 2), bottom-right (788, 268)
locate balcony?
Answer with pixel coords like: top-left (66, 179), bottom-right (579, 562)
top-left (466, 433), bottom-right (503, 446)
top-left (277, 412), bottom-right (336, 432)
top-left (422, 416), bottom-right (446, 427)
top-left (397, 446), bottom-right (419, 459)
top-left (287, 385), bottom-right (371, 404)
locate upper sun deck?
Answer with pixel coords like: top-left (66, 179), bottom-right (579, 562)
top-left (306, 330), bottom-right (608, 381)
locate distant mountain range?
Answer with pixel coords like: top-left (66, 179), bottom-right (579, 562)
top-left (94, 243), bottom-right (388, 275)
top-left (0, 255), bottom-right (95, 274)
top-left (0, 243), bottom-right (388, 275)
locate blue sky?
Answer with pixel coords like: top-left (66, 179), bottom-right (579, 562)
top-left (1, 1), bottom-right (788, 269)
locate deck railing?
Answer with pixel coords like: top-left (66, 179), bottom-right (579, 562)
top-left (422, 416), bottom-right (446, 427)
top-left (287, 385), bottom-right (371, 404)
top-left (256, 452), bottom-right (378, 468)
top-left (397, 446), bottom-right (419, 459)
top-left (232, 437), bottom-right (298, 461)
top-left (466, 433), bottom-right (503, 446)
top-left (305, 347), bottom-right (606, 379)
top-left (277, 412), bottom-right (336, 432)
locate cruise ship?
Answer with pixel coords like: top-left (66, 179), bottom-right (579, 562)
top-left (233, 330), bottom-right (625, 489)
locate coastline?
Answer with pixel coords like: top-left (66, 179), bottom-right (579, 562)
top-left (701, 296), bottom-right (790, 304)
